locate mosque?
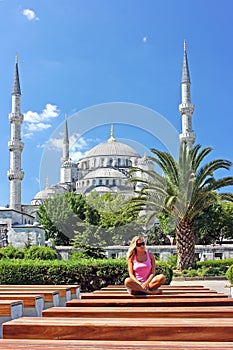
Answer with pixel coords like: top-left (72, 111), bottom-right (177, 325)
top-left (0, 41), bottom-right (195, 247)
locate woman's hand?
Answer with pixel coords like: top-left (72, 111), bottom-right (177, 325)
top-left (141, 282), bottom-right (149, 290)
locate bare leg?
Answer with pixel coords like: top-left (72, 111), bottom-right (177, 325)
top-left (124, 277), bottom-right (161, 295)
top-left (149, 274), bottom-right (166, 292)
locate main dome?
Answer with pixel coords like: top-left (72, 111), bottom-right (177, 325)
top-left (84, 140), bottom-right (140, 158)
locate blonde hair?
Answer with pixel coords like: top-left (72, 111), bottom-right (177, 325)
top-left (126, 235), bottom-right (145, 260)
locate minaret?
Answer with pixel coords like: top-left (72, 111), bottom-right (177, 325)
top-left (61, 114), bottom-right (69, 164)
top-left (7, 55), bottom-right (24, 211)
top-left (179, 40), bottom-right (196, 148)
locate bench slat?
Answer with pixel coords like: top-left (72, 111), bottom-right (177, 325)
top-left (80, 292), bottom-right (228, 299)
top-left (1, 339), bottom-right (233, 349)
top-left (3, 317), bottom-right (233, 341)
top-left (42, 305), bottom-right (233, 318)
top-left (93, 289), bottom-right (222, 294)
top-left (66, 297), bottom-right (233, 307)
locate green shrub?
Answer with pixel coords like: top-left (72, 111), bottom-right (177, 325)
top-left (181, 269), bottom-right (199, 277)
top-left (0, 258), bottom-right (172, 291)
top-left (25, 246), bottom-right (58, 260)
top-left (0, 245), bottom-right (25, 259)
top-left (226, 264), bottom-right (233, 283)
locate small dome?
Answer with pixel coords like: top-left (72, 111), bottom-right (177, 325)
top-left (94, 186), bottom-right (111, 193)
top-left (83, 168), bottom-right (125, 180)
top-left (84, 140), bottom-right (140, 158)
top-left (62, 159), bottom-right (76, 168)
top-left (33, 185), bottom-right (66, 200)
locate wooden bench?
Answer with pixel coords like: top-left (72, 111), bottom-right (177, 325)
top-left (0, 300), bottom-right (23, 339)
top-left (42, 305), bottom-right (233, 318)
top-left (2, 316), bottom-right (233, 341)
top-left (0, 289), bottom-right (60, 308)
top-left (0, 284), bottom-right (80, 299)
top-left (0, 295), bottom-right (43, 316)
top-left (80, 292), bottom-right (228, 299)
top-left (66, 296), bottom-right (233, 307)
top-left (0, 300), bottom-right (23, 320)
top-left (1, 339), bottom-right (233, 349)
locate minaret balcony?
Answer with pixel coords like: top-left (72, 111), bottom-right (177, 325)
top-left (8, 140), bottom-right (24, 151)
top-left (179, 103), bottom-right (194, 115)
top-left (8, 113), bottom-right (24, 123)
top-left (7, 169), bottom-right (24, 180)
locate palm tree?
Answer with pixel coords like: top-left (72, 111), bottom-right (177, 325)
top-left (130, 142), bottom-right (233, 270)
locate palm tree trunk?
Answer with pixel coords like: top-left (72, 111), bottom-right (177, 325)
top-left (176, 218), bottom-right (195, 270)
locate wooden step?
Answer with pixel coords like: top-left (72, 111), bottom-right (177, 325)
top-left (42, 305), bottom-right (233, 318)
top-left (2, 317), bottom-right (233, 341)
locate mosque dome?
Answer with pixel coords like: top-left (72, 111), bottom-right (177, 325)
top-left (84, 140), bottom-right (140, 159)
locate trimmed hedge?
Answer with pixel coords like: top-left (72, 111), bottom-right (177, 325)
top-left (197, 258), bottom-right (233, 268)
top-left (0, 259), bottom-right (172, 292)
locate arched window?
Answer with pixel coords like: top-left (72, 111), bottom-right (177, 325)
top-left (118, 158), bottom-right (121, 166)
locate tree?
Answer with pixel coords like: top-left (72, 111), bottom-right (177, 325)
top-left (130, 142), bottom-right (233, 270)
top-left (193, 202), bottom-right (233, 244)
top-left (86, 191), bottom-right (142, 245)
top-left (37, 192), bottom-right (100, 245)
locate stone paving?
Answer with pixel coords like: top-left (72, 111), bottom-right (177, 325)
top-left (171, 278), bottom-right (231, 296)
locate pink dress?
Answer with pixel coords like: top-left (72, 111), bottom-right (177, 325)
top-left (133, 251), bottom-right (152, 282)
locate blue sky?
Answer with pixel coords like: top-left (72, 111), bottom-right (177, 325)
top-left (0, 0), bottom-right (232, 206)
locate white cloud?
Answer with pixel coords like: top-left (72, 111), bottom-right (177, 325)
top-left (22, 8), bottom-right (39, 21)
top-left (26, 122), bottom-right (51, 132)
top-left (44, 132), bottom-right (99, 162)
top-left (23, 103), bottom-right (59, 138)
top-left (142, 36), bottom-right (147, 43)
top-left (24, 104), bottom-right (59, 123)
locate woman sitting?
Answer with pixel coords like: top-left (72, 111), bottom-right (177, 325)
top-left (124, 235), bottom-right (166, 295)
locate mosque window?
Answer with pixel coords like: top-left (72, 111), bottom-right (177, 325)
top-left (118, 158), bottom-right (121, 166)
top-left (106, 179), bottom-right (109, 186)
top-left (113, 179), bottom-right (116, 186)
top-left (87, 180), bottom-right (90, 186)
top-left (126, 159), bottom-right (129, 166)
top-left (101, 158), bottom-right (104, 166)
top-left (99, 179), bottom-right (102, 185)
top-left (92, 179), bottom-right (96, 185)
top-left (109, 159), bottom-right (113, 166)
